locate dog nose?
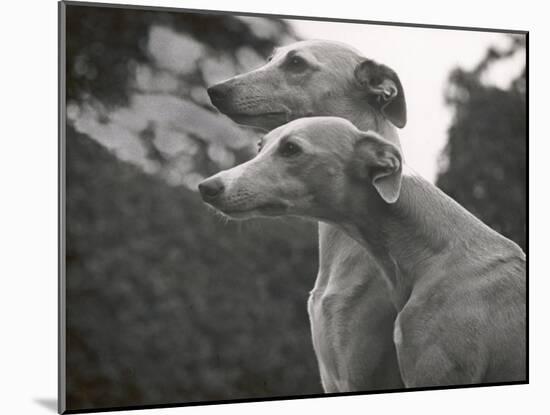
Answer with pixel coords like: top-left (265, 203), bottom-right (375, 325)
top-left (207, 83), bottom-right (229, 104)
top-left (198, 177), bottom-right (225, 201)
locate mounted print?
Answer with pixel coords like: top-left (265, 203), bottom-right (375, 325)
top-left (59, 1), bottom-right (528, 413)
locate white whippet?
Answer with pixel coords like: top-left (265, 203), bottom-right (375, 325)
top-left (198, 117), bottom-right (526, 388)
top-left (207, 40), bottom-right (406, 391)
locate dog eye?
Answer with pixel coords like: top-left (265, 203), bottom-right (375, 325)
top-left (285, 55), bottom-right (307, 72)
top-left (279, 141), bottom-right (302, 157)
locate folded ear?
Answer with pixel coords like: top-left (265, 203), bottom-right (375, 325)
top-left (352, 132), bottom-right (403, 204)
top-left (354, 59), bottom-right (407, 128)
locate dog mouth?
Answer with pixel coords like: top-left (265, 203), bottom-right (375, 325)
top-left (223, 111), bottom-right (289, 128)
top-left (213, 201), bottom-right (289, 219)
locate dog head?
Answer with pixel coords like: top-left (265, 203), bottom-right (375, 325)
top-left (207, 40), bottom-right (407, 131)
top-left (198, 117), bottom-right (403, 222)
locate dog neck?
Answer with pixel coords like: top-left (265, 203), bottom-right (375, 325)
top-left (335, 172), bottom-right (507, 309)
top-left (311, 109), bottom-right (401, 297)
top-left (322, 101), bottom-right (401, 150)
top-left (348, 107), bottom-right (401, 150)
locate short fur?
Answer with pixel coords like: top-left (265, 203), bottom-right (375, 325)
top-left (199, 117), bottom-right (526, 388)
top-left (207, 40), bottom-right (407, 391)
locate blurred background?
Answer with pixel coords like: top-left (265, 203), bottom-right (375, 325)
top-left (64, 3), bottom-right (526, 411)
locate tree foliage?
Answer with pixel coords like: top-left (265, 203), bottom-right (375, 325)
top-left (66, 5), bottom-right (284, 106)
top-left (64, 4), bottom-right (321, 411)
top-left (66, 126), bottom-right (320, 409)
top-left (437, 35), bottom-right (526, 250)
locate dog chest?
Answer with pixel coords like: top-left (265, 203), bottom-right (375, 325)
top-left (308, 284), bottom-right (382, 390)
top-left (308, 289), bottom-right (350, 390)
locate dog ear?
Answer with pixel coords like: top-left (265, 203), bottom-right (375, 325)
top-left (354, 59), bottom-right (407, 128)
top-left (352, 132), bottom-right (403, 204)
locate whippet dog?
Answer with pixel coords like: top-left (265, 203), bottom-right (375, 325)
top-left (198, 117), bottom-right (526, 388)
top-left (207, 40), bottom-right (406, 391)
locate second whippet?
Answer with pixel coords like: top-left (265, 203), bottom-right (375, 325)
top-left (207, 40), bottom-right (406, 391)
top-left (198, 117), bottom-right (526, 388)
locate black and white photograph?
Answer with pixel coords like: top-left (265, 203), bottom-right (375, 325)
top-left (7, 1), bottom-right (550, 415)
top-left (57, 1), bottom-right (528, 413)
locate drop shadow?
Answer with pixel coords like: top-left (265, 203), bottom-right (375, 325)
top-left (34, 398), bottom-right (57, 413)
